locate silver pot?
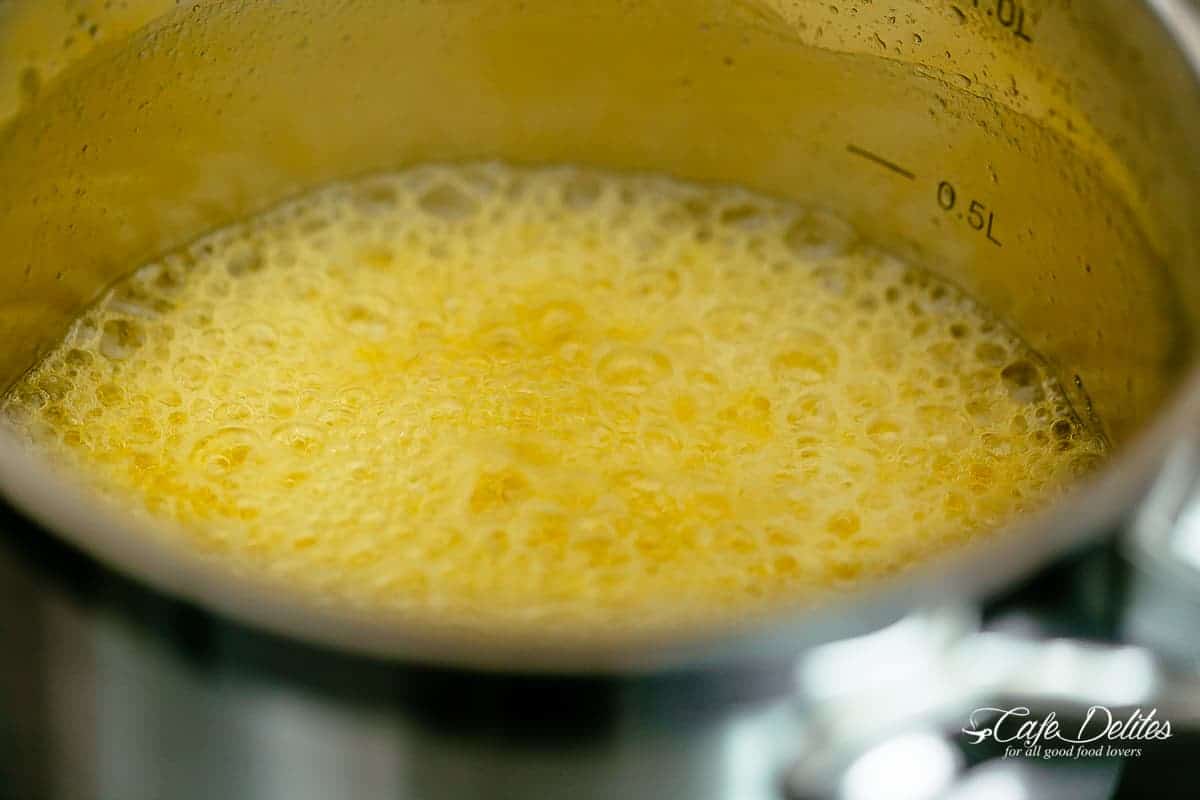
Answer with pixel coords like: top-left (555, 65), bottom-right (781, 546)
top-left (2, 1), bottom-right (1200, 797)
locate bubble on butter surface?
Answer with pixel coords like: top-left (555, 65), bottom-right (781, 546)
top-left (0, 163), bottom-right (1107, 631)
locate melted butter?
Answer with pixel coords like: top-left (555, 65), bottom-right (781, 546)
top-left (1, 163), bottom-right (1106, 631)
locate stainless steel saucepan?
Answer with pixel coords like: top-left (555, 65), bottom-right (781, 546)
top-left (2, 1), bottom-right (1200, 798)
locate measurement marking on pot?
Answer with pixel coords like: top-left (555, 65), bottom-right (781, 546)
top-left (954, 0), bottom-right (1035, 43)
top-left (937, 179), bottom-right (1003, 246)
top-left (845, 145), bottom-right (917, 181)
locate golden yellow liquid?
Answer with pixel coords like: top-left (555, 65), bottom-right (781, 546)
top-left (1, 164), bottom-right (1105, 630)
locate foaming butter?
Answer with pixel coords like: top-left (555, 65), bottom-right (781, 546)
top-left (2, 164), bottom-right (1105, 631)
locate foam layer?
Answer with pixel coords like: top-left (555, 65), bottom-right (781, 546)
top-left (1, 163), bottom-right (1106, 631)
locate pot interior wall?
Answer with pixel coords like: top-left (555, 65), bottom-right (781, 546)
top-left (0, 0), bottom-right (1198, 447)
